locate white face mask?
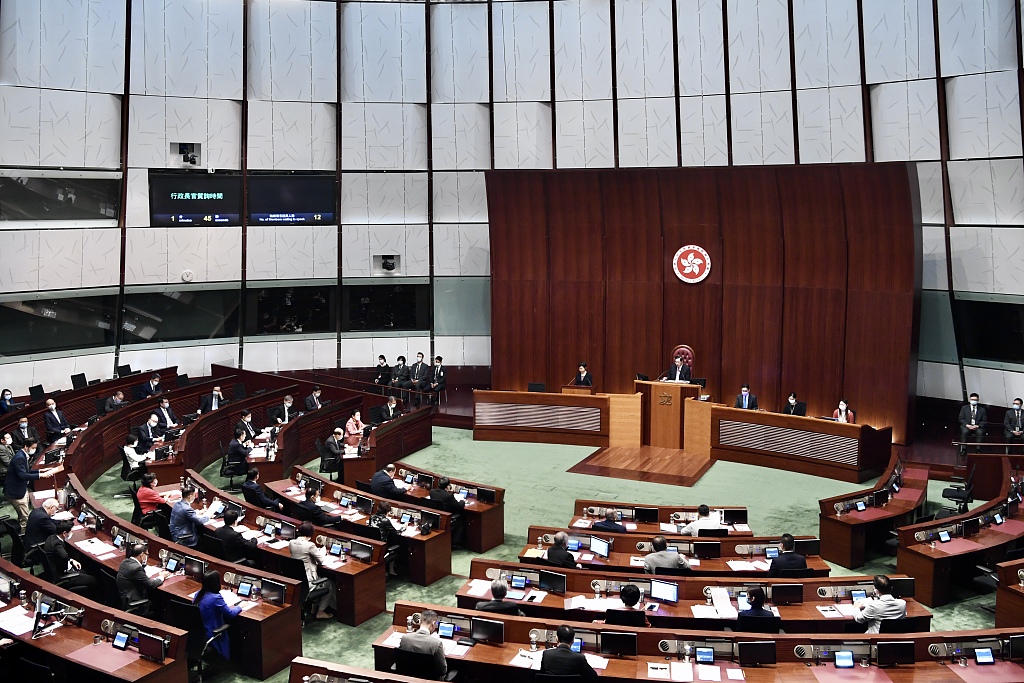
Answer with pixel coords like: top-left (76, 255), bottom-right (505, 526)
top-left (435, 362), bottom-right (441, 367)
top-left (839, 403), bottom-right (847, 411)
top-left (1016, 404), bottom-right (1022, 411)
top-left (284, 402), bottom-right (293, 408)
top-left (970, 400), bottom-right (978, 406)
top-left (789, 398), bottom-right (796, 405)
top-left (2, 393), bottom-right (10, 400)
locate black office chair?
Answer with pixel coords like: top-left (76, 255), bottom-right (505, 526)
top-left (534, 675), bottom-right (582, 683)
top-left (355, 480), bottom-right (372, 493)
top-left (176, 373), bottom-right (190, 388)
top-left (95, 397), bottom-right (108, 417)
top-left (316, 439), bottom-right (340, 482)
top-left (974, 547), bottom-right (1024, 596)
top-left (39, 551), bottom-right (91, 596)
top-left (736, 615), bottom-right (782, 634)
top-left (70, 373), bottom-right (88, 390)
top-left (292, 502), bottom-right (312, 523)
top-left (942, 464), bottom-right (976, 513)
top-left (885, 513), bottom-right (935, 555)
top-left (878, 617), bottom-right (918, 634)
top-left (278, 556), bottom-right (331, 626)
top-left (230, 382), bottom-right (245, 400)
top-left (118, 451), bottom-right (146, 499)
top-left (653, 566), bottom-right (692, 576)
top-left (166, 598), bottom-right (231, 681)
top-left (15, 658), bottom-right (54, 680)
top-left (219, 440), bottom-right (246, 492)
top-left (393, 648), bottom-right (458, 681)
top-left (605, 609), bottom-right (648, 627)
top-left (28, 384), bottom-right (45, 403)
top-left (777, 568), bottom-right (814, 578)
top-left (116, 364), bottom-right (133, 377)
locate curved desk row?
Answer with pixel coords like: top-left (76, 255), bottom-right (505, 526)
top-left (571, 499), bottom-right (753, 537)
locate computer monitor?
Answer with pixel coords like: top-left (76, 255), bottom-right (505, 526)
top-left (962, 517), bottom-right (980, 538)
top-left (888, 577), bottom-right (915, 599)
top-left (694, 647), bottom-right (714, 664)
top-left (722, 509), bottom-right (748, 525)
top-left (437, 622), bottom-right (455, 639)
top-left (223, 500), bottom-right (243, 520)
top-left (590, 536), bottom-right (610, 559)
top-left (539, 570), bottom-right (567, 594)
top-left (137, 631), bottom-right (166, 663)
top-left (872, 489), bottom-right (890, 507)
top-left (355, 495), bottom-right (374, 514)
top-left (236, 580), bottom-right (254, 598)
top-left (404, 474), bottom-right (415, 484)
top-left (793, 538), bottom-right (820, 556)
top-left (112, 532), bottom-right (126, 549)
top-left (420, 511), bottom-right (441, 531)
top-left (633, 507), bottom-right (659, 524)
top-left (349, 540), bottom-right (373, 562)
top-left (477, 488), bottom-right (496, 504)
top-left (850, 589), bottom-right (867, 603)
top-left (765, 547), bottom-right (779, 559)
top-left (111, 629), bottom-right (131, 650)
top-left (417, 474), bottom-right (434, 489)
top-left (400, 513), bottom-right (411, 525)
top-left (834, 651), bottom-right (854, 668)
top-left (329, 541), bottom-right (344, 557)
top-left (974, 647), bottom-right (995, 665)
top-left (599, 632), bottom-right (637, 656)
top-left (260, 579), bottom-right (286, 606)
top-left (165, 555), bottom-right (183, 573)
top-left (510, 575), bottom-right (527, 590)
top-left (694, 541), bottom-right (721, 559)
top-left (649, 579), bottom-right (678, 604)
top-left (1007, 634), bottom-right (1024, 660)
top-left (737, 641), bottom-right (777, 667)
top-left (470, 617), bottom-right (504, 644)
top-left (339, 495), bottom-right (351, 508)
top-left (876, 641), bottom-right (915, 667)
top-left (184, 557), bottom-right (206, 580)
top-left (770, 584), bottom-right (803, 605)
top-left (278, 521), bottom-right (297, 540)
top-left (567, 539), bottom-right (582, 552)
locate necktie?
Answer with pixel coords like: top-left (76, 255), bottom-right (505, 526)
top-left (434, 367), bottom-right (439, 381)
top-left (212, 396), bottom-right (218, 409)
top-left (315, 397), bottom-right (320, 408)
top-left (743, 396), bottom-right (747, 409)
top-left (1018, 410), bottom-right (1022, 429)
top-left (972, 408), bottom-right (976, 423)
top-left (147, 425), bottom-right (152, 438)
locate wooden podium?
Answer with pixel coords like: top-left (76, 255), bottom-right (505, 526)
top-left (561, 384), bottom-right (596, 395)
top-left (634, 380), bottom-right (702, 448)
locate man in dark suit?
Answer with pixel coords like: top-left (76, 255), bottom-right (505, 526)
top-left (664, 356), bottom-right (691, 382)
top-left (381, 396), bottom-right (400, 422)
top-left (268, 396), bottom-right (296, 424)
top-left (43, 520), bottom-right (99, 598)
top-left (389, 356), bottom-right (412, 396)
top-left (592, 508), bottom-right (626, 533)
top-left (324, 428), bottom-right (344, 461)
top-left (241, 468), bottom-right (283, 511)
top-left (540, 625), bottom-right (598, 683)
top-left (427, 356), bottom-right (447, 404)
top-left (959, 392), bottom-right (987, 453)
top-left (236, 410), bottom-right (257, 441)
top-left (12, 418), bottom-right (40, 449)
top-left (1005, 398), bottom-right (1024, 454)
top-left (103, 390), bottom-right (127, 415)
top-left (136, 414), bottom-right (161, 454)
top-left (156, 397), bottom-right (178, 432)
top-left (397, 609), bottom-right (446, 679)
top-left (429, 476), bottom-right (466, 546)
top-left (25, 497), bottom-right (59, 547)
top-left (782, 392), bottom-right (806, 416)
top-left (409, 353), bottom-right (430, 406)
top-left (43, 398), bottom-right (72, 442)
top-left (370, 464), bottom-right (404, 499)
top-left (304, 386), bottom-right (324, 411)
top-left (116, 544), bottom-right (165, 608)
top-left (766, 533), bottom-right (807, 577)
top-left (214, 508), bottom-right (256, 566)
top-left (734, 384), bottom-right (758, 410)
top-left (199, 386), bottom-right (226, 414)
top-left (474, 579), bottom-right (524, 615)
top-left (227, 428), bottom-right (252, 467)
top-left (3, 439), bottom-right (62, 532)
top-left (297, 486), bottom-right (339, 528)
top-left (139, 374), bottom-right (162, 399)
top-left (547, 532), bottom-right (579, 568)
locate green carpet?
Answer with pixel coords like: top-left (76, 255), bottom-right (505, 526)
top-left (84, 427), bottom-right (996, 683)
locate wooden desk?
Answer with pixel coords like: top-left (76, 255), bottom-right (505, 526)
top-left (571, 499), bottom-right (752, 537)
top-left (634, 380), bottom-right (702, 448)
top-left (268, 466), bottom-right (452, 586)
top-left (369, 406), bottom-right (436, 469)
top-left (711, 405), bottom-right (892, 483)
top-left (179, 469), bottom-right (387, 626)
top-left (290, 659), bottom-right (442, 683)
top-left (393, 463), bottom-right (506, 552)
top-left (818, 459), bottom-right (929, 568)
top-left (473, 389), bottom-right (611, 447)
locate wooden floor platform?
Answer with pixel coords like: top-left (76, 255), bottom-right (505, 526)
top-left (568, 445), bottom-right (713, 487)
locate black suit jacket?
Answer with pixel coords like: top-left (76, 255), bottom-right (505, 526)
top-left (42, 535), bottom-right (77, 577)
top-left (268, 404), bottom-right (294, 424)
top-left (116, 557), bottom-right (162, 603)
top-left (547, 544), bottom-right (577, 568)
top-left (214, 524), bottom-right (256, 563)
top-left (734, 393), bottom-right (759, 410)
top-left (592, 519), bottom-right (626, 533)
top-left (409, 362), bottom-right (429, 385)
top-left (44, 409), bottom-right (70, 440)
top-left (103, 396), bottom-right (126, 414)
top-left (766, 551), bottom-right (807, 577)
top-left (236, 420), bottom-right (257, 441)
top-left (139, 382), bottom-right (161, 399)
top-left (665, 364), bottom-right (691, 382)
top-left (429, 365), bottom-right (446, 391)
top-left (374, 364), bottom-right (391, 384)
top-left (156, 406), bottom-right (178, 431)
top-left (959, 404), bottom-right (988, 428)
top-left (474, 599), bottom-right (523, 616)
top-left (12, 425), bottom-right (40, 449)
top-left (241, 480), bottom-right (279, 510)
top-left (226, 439), bottom-right (251, 466)
top-left (391, 364), bottom-right (411, 384)
top-left (1006, 409), bottom-right (1024, 437)
top-left (297, 498), bottom-right (335, 527)
top-left (304, 394), bottom-right (322, 411)
top-left (136, 422), bottom-right (158, 453)
top-left (381, 404), bottom-right (400, 421)
top-left (429, 488), bottom-right (465, 513)
top-left (25, 507), bottom-right (57, 547)
top-left (574, 372), bottom-right (593, 386)
top-left (782, 402), bottom-right (806, 417)
top-left (541, 644), bottom-right (598, 683)
top-left (199, 394), bottom-right (226, 413)
top-left (370, 470), bottom-right (403, 499)
top-left (324, 436), bottom-right (342, 459)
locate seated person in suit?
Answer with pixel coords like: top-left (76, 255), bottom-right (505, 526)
top-left (214, 508), bottom-right (256, 566)
top-left (781, 392), bottom-right (806, 416)
top-left (381, 396), bottom-right (401, 422)
top-left (236, 410), bottom-right (258, 441)
top-left (664, 355), bottom-right (691, 382)
top-left (123, 434), bottom-right (148, 472)
top-left (156, 397), bottom-right (179, 432)
top-left (427, 356), bottom-right (447, 403)
top-left (116, 544), bottom-right (165, 608)
top-left (242, 468), bottom-right (284, 511)
top-left (574, 362), bottom-right (594, 386)
top-left (268, 395), bottom-right (296, 425)
top-left (43, 520), bottom-right (99, 598)
top-left (135, 414), bottom-right (162, 454)
top-left (680, 504), bottom-right (720, 536)
top-left (1006, 397), bottom-right (1024, 454)
top-left (833, 399), bottom-right (855, 423)
top-left (170, 485), bottom-right (210, 547)
top-left (766, 533), bottom-right (807, 577)
top-left (958, 392), bottom-right (986, 452)
top-left (139, 374), bottom-right (162, 399)
top-left (592, 508), bottom-right (626, 533)
top-left (547, 531), bottom-right (581, 569)
top-left (226, 428), bottom-right (252, 466)
top-left (409, 353), bottom-right (430, 406)
top-left (475, 578), bottom-right (524, 615)
top-left (373, 355), bottom-right (391, 387)
top-left (429, 476), bottom-right (466, 546)
top-left (137, 473), bottom-right (167, 515)
top-left (25, 497), bottom-right (60, 547)
top-left (734, 384), bottom-right (758, 410)
top-left (199, 386), bottom-right (227, 414)
top-left (370, 463), bottom-right (403, 499)
top-left (389, 356), bottom-right (413, 393)
top-left (603, 583), bottom-right (650, 626)
top-left (297, 486), bottom-right (339, 528)
top-left (193, 570), bottom-right (242, 659)
top-left (367, 500), bottom-right (402, 559)
top-left (305, 386), bottom-right (324, 411)
top-left (643, 535), bottom-right (690, 573)
top-left (854, 575), bottom-right (907, 634)
top-left (12, 418), bottom-right (41, 449)
top-left (540, 625), bottom-right (598, 683)
top-left (103, 390), bottom-right (127, 414)
top-left (288, 521), bottom-right (335, 619)
top-left (398, 609), bottom-right (446, 679)
top-left (43, 398), bottom-right (72, 442)
top-left (738, 586), bottom-right (773, 618)
top-left (324, 427), bottom-right (344, 461)
top-left (345, 410), bottom-right (366, 437)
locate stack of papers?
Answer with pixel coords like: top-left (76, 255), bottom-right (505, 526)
top-left (816, 605), bottom-right (844, 618)
top-left (697, 664), bottom-right (721, 681)
top-left (265, 539), bottom-right (290, 550)
top-left (726, 560), bottom-right (755, 571)
top-left (660, 523), bottom-right (680, 533)
top-left (732, 524), bottom-right (751, 532)
top-left (241, 529), bottom-right (264, 541)
top-left (750, 560), bottom-right (770, 571)
top-left (382, 631), bottom-right (403, 647)
top-left (509, 650), bottom-right (541, 669)
top-left (208, 519), bottom-right (225, 529)
top-left (0, 607), bottom-right (35, 636)
top-left (220, 589), bottom-right (242, 606)
top-left (564, 595), bottom-right (625, 611)
top-left (691, 604), bottom-right (720, 618)
top-left (401, 526), bottom-right (421, 537)
top-left (726, 670), bottom-right (745, 681)
top-left (835, 603), bottom-right (859, 617)
top-left (321, 557), bottom-right (344, 569)
top-left (144, 565), bottom-right (163, 578)
top-left (75, 538), bottom-right (117, 555)
top-left (670, 662), bottom-right (694, 681)
top-left (710, 587), bottom-right (737, 619)
top-left (583, 653), bottom-right (608, 670)
top-left (52, 511), bottom-right (74, 521)
top-left (238, 600), bottom-right (260, 612)
top-left (572, 519), bottom-right (592, 528)
top-left (523, 548), bottom-right (545, 559)
top-left (467, 579), bottom-right (491, 597)
top-left (624, 523), bottom-right (638, 530)
top-left (446, 643), bottom-right (470, 657)
top-left (629, 556), bottom-right (646, 567)
top-left (524, 590), bottom-right (547, 604)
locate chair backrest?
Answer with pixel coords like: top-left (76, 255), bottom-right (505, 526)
top-left (777, 568), bottom-right (814, 578)
top-left (29, 384), bottom-right (45, 402)
top-left (394, 647), bottom-right (446, 680)
top-left (241, 484), bottom-right (262, 506)
top-left (95, 397), bottom-right (107, 416)
top-left (356, 480), bottom-right (372, 493)
top-left (130, 488), bottom-right (143, 525)
top-left (292, 502), bottom-right (312, 522)
top-left (16, 657), bottom-right (55, 679)
top-left (199, 533), bottom-right (227, 561)
top-left (1007, 548), bottom-right (1024, 562)
top-left (165, 598), bottom-right (209, 657)
top-left (116, 364), bottom-right (133, 377)
top-left (878, 617), bottom-right (916, 634)
top-left (233, 382), bottom-right (247, 400)
top-left (671, 344), bottom-right (695, 369)
top-left (140, 511), bottom-right (171, 540)
top-left (736, 615), bottom-right (782, 634)
top-left (653, 566), bottom-right (691, 576)
top-left (535, 675), bottom-right (583, 683)
top-left (176, 373), bottom-right (189, 388)
top-left (605, 609), bottom-right (648, 627)
top-left (368, 405), bottom-right (383, 425)
top-left (70, 373), bottom-right (87, 390)
top-left (697, 528), bottom-right (728, 537)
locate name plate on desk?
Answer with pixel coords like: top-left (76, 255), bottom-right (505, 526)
top-left (476, 403), bottom-right (601, 432)
top-left (718, 420), bottom-right (859, 465)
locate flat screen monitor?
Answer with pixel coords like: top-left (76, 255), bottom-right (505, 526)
top-left (510, 575), bottom-right (527, 590)
top-left (793, 538), bottom-right (820, 556)
top-left (633, 507), bottom-right (659, 524)
top-left (184, 557), bottom-right (206, 580)
top-left (649, 579), bottom-right (678, 604)
top-left (112, 532), bottom-right (126, 549)
top-left (278, 522), bottom-right (297, 541)
top-left (1008, 634), bottom-right (1024, 660)
top-left (261, 579), bottom-right (286, 606)
top-left (770, 584), bottom-right (803, 605)
top-left (208, 499), bottom-right (225, 516)
top-left (420, 511), bottom-right (441, 531)
top-left (722, 509), bottom-right (748, 525)
top-left (567, 539), bottom-right (581, 552)
top-left (236, 581), bottom-right (254, 598)
top-left (329, 541), bottom-right (344, 557)
top-left (246, 173), bottom-right (335, 225)
top-left (165, 555), bottom-right (182, 573)
top-left (962, 517), bottom-right (980, 538)
top-left (349, 540), bottom-right (373, 562)
top-left (873, 490), bottom-right (890, 507)
top-left (399, 513), bottom-right (411, 525)
top-left (599, 632), bottom-right (637, 657)
top-left (834, 651), bottom-right (854, 668)
top-left (938, 530), bottom-right (951, 543)
top-left (975, 647), bottom-right (995, 664)
top-left (737, 641), bottom-right (777, 667)
top-left (437, 622), bottom-right (455, 639)
top-left (223, 500), bottom-right (243, 520)
top-left (470, 617), bottom-right (504, 644)
top-left (111, 630), bottom-right (131, 651)
top-left (355, 495), bottom-right (374, 514)
top-left (263, 523), bottom-right (277, 537)
top-left (417, 474), bottom-right (434, 489)
top-left (570, 638), bottom-right (582, 653)
top-left (888, 577), bottom-right (915, 599)
top-left (539, 570), bottom-right (567, 595)
top-left (148, 172), bottom-right (242, 227)
top-left (590, 536), bottom-right (610, 559)
top-left (137, 631), bottom-right (166, 663)
top-left (876, 641), bottom-right (915, 667)
top-left (855, 501), bottom-right (867, 512)
top-left (477, 488), bottom-right (496, 504)
top-left (694, 541), bottom-right (721, 559)
top-left (850, 589), bottom-right (867, 603)
top-left (694, 647), bottom-right (714, 664)
top-left (765, 547), bottom-right (779, 559)
top-left (404, 474), bottom-right (415, 484)
top-left (338, 496), bottom-right (351, 508)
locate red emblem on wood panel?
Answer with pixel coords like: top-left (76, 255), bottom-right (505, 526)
top-left (672, 245), bottom-right (711, 283)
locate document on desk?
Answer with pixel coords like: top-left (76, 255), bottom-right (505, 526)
top-left (0, 607), bottom-right (34, 636)
top-left (710, 587), bottom-right (737, 619)
top-left (265, 539), bottom-right (290, 550)
top-left (816, 604), bottom-right (845, 618)
top-left (467, 579), bottom-right (492, 597)
top-left (726, 560), bottom-right (755, 571)
top-left (447, 644), bottom-right (470, 658)
top-left (691, 604), bottom-right (720, 618)
top-left (697, 664), bottom-right (721, 681)
top-left (584, 653), bottom-right (609, 670)
top-left (687, 558), bottom-right (700, 566)
top-left (523, 548), bottom-right (545, 559)
top-left (220, 589), bottom-right (242, 606)
top-left (238, 600), bottom-right (260, 612)
top-left (670, 662), bottom-right (694, 681)
top-left (321, 557), bottom-right (343, 569)
top-left (96, 552), bottom-right (119, 561)
top-left (75, 538), bottom-right (117, 556)
top-left (144, 565), bottom-right (163, 578)
top-left (731, 524), bottom-right (751, 532)
top-left (208, 518), bottom-right (225, 529)
top-left (629, 556), bottom-right (646, 567)
top-left (53, 510), bottom-right (74, 521)
top-left (572, 518), bottom-right (592, 528)
top-left (523, 590), bottom-right (547, 604)
top-left (750, 560), bottom-right (770, 571)
top-left (625, 523), bottom-right (637, 530)
top-left (241, 529), bottom-right (264, 540)
top-left (834, 603), bottom-right (859, 617)
top-left (441, 639), bottom-right (463, 655)
top-left (565, 595), bottom-right (588, 610)
top-left (509, 650), bottom-right (541, 669)
top-left (725, 669), bottom-right (744, 680)
top-left (579, 553), bottom-right (594, 561)
top-left (401, 526), bottom-right (421, 537)
top-left (383, 631), bottom-right (403, 648)
top-left (648, 663), bottom-right (671, 679)
top-left (661, 523), bottom-right (679, 533)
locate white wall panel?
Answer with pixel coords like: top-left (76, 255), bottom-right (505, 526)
top-left (921, 225), bottom-right (949, 290)
top-left (916, 162), bottom-right (945, 224)
top-left (312, 338), bottom-right (337, 369)
top-left (677, 0), bottom-right (726, 96)
top-left (463, 336), bottom-right (492, 366)
top-left (341, 103), bottom-right (428, 170)
top-left (0, 0), bottom-right (43, 88)
top-left (125, 227), bottom-right (240, 284)
top-left (312, 225), bottom-right (338, 279)
top-left (679, 95), bottom-right (728, 166)
top-left (493, 2), bottom-right (551, 103)
top-left (430, 4), bottom-right (490, 104)
top-left (0, 228), bottom-right (118, 292)
top-left (80, 228), bottom-right (122, 289)
top-left (128, 96), bottom-right (242, 170)
top-left (433, 224), bottom-right (490, 277)
top-left (433, 337), bottom-right (466, 366)
top-left (938, 0), bottom-right (1017, 77)
top-left (616, 0), bottom-right (674, 99)
top-left (617, 97), bottom-right (677, 167)
top-left (246, 226), bottom-right (277, 280)
top-left (124, 228), bottom-right (168, 285)
top-left (793, 0), bottom-right (860, 88)
top-left (727, 0), bottom-right (791, 94)
top-left (433, 172), bottom-right (489, 223)
top-left (962, 366), bottom-right (1024, 407)
top-left (948, 158), bottom-right (1024, 225)
top-left (3, 352), bottom-right (115, 394)
top-left (554, 0), bottom-right (613, 101)
top-left (248, 0), bottom-right (337, 103)
top-left (241, 340), bottom-right (280, 372)
top-left (364, 224), bottom-right (430, 277)
top-left (40, 0), bottom-right (90, 90)
top-left (246, 101), bottom-right (337, 170)
top-left (796, 86), bottom-right (864, 164)
top-left (340, 173), bottom-right (429, 223)
top-left (341, 224), bottom-right (371, 277)
top-left (341, 3), bottom-right (426, 104)
top-left (83, 92), bottom-right (122, 168)
top-left (0, 86), bottom-right (40, 166)
top-left (555, 99), bottom-right (614, 169)
top-left (949, 226), bottom-right (1024, 294)
top-left (869, 80), bottom-right (940, 161)
top-left (493, 102), bottom-right (553, 169)
top-left (917, 361), bottom-right (963, 400)
top-left (862, 0), bottom-right (936, 83)
top-left (431, 103), bottom-right (492, 170)
top-left (946, 70), bottom-right (1022, 160)
top-left (125, 169), bottom-right (150, 228)
top-left (340, 337), bottom-right (374, 368)
top-left (731, 91), bottom-right (794, 165)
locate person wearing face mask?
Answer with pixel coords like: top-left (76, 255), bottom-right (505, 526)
top-left (199, 386), bottom-right (226, 414)
top-left (958, 393), bottom-right (987, 454)
top-left (389, 356), bottom-right (412, 402)
top-left (135, 413), bottom-right (163, 454)
top-left (1004, 398), bottom-right (1024, 455)
top-left (409, 353), bottom-right (430, 406)
top-left (12, 418), bottom-right (40, 449)
top-left (269, 395), bottom-right (295, 424)
top-left (781, 392), bottom-right (805, 416)
top-left (43, 398), bottom-right (72, 443)
top-left (139, 373), bottom-right (162, 399)
top-left (734, 384), bottom-right (758, 410)
top-left (0, 433), bottom-right (14, 480)
top-left (833, 399), bottom-right (855, 423)
top-left (0, 388), bottom-right (17, 414)
top-left (235, 409), bottom-right (257, 441)
top-left (305, 386), bottom-right (324, 411)
top-left (427, 356), bottom-right (446, 404)
top-left (43, 519), bottom-right (99, 598)
top-left (103, 390), bottom-right (127, 415)
top-left (3, 438), bottom-right (63, 532)
top-left (156, 397), bottom-right (179, 432)
top-left (373, 355), bottom-right (391, 390)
